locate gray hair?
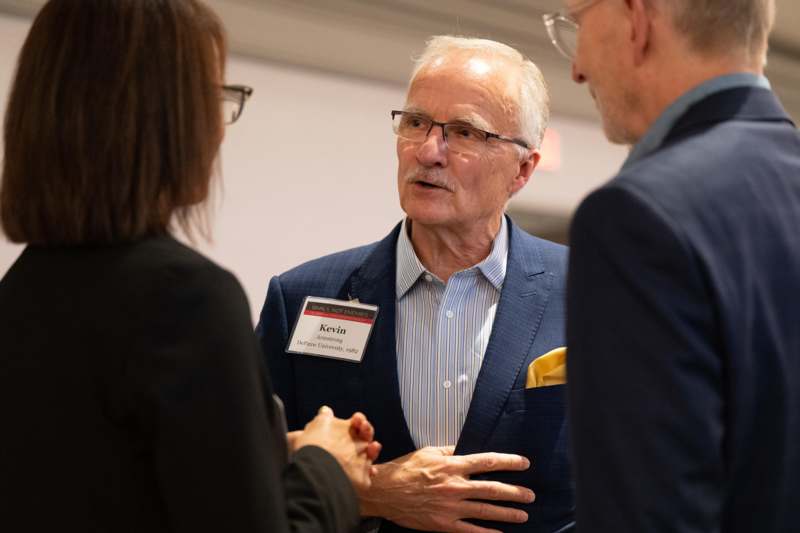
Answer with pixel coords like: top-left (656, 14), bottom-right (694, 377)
top-left (409, 35), bottom-right (550, 150)
top-left (659, 0), bottom-right (775, 63)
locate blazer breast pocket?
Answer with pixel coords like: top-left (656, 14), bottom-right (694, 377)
top-left (505, 383), bottom-right (566, 414)
top-left (481, 384), bottom-right (570, 491)
top-left (473, 384), bottom-right (574, 529)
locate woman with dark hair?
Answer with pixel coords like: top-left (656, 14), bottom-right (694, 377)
top-left (0, 1), bottom-right (378, 531)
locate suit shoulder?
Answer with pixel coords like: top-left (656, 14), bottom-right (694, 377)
top-left (612, 118), bottom-right (794, 213)
top-left (275, 240), bottom-right (381, 292)
top-left (511, 224), bottom-right (568, 276)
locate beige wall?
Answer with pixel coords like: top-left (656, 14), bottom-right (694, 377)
top-left (0, 13), bottom-right (626, 321)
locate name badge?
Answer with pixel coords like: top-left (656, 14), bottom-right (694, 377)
top-left (286, 297), bottom-right (379, 362)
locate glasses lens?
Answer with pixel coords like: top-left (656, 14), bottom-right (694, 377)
top-left (545, 14), bottom-right (579, 60)
top-left (222, 93), bottom-right (241, 125)
top-left (443, 124), bottom-right (487, 155)
top-left (393, 112), bottom-right (431, 141)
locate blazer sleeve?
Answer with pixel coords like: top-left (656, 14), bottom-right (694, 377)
top-left (256, 275), bottom-right (300, 430)
top-left (566, 185), bottom-right (725, 532)
top-left (128, 264), bottom-right (358, 533)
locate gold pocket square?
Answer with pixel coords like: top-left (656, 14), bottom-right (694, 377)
top-left (526, 347), bottom-right (566, 388)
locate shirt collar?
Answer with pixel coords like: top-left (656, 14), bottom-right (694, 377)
top-left (622, 73), bottom-right (771, 172)
top-left (395, 215), bottom-right (509, 298)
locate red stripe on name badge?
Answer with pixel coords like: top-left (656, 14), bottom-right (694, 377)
top-left (303, 310), bottom-right (375, 324)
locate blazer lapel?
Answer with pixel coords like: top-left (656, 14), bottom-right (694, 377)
top-left (456, 218), bottom-right (554, 454)
top-left (348, 223), bottom-right (416, 460)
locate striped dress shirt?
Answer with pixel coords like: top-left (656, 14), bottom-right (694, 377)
top-left (395, 216), bottom-right (508, 447)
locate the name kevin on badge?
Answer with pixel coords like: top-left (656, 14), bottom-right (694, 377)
top-left (286, 297), bottom-right (379, 362)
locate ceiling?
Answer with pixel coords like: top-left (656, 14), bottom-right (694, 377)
top-left (1, 0), bottom-right (799, 122)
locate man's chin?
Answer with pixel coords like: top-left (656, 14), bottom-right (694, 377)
top-left (599, 115), bottom-right (636, 146)
top-left (402, 207), bottom-right (453, 229)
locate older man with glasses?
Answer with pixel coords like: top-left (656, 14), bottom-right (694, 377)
top-left (256, 36), bottom-right (575, 533)
top-left (544, 0), bottom-right (800, 532)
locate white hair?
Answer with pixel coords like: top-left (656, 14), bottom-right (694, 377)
top-left (409, 35), bottom-right (550, 150)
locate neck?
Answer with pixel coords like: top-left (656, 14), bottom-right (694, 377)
top-left (635, 52), bottom-right (764, 142)
top-left (408, 215), bottom-right (502, 283)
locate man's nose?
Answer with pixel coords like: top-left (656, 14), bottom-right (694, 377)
top-left (416, 124), bottom-right (448, 166)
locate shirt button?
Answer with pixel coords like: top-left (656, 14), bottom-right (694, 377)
top-left (445, 310), bottom-right (454, 319)
top-left (424, 274), bottom-right (433, 282)
top-left (443, 380), bottom-right (452, 389)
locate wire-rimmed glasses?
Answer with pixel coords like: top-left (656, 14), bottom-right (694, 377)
top-left (543, 0), bottom-right (606, 61)
top-left (390, 110), bottom-right (530, 155)
top-left (222, 85), bottom-right (253, 125)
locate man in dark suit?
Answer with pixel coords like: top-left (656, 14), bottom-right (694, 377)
top-left (257, 36), bottom-right (575, 532)
top-left (544, 0), bottom-right (800, 531)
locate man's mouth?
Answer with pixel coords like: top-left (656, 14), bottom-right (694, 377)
top-left (414, 179), bottom-right (448, 190)
top-left (404, 168), bottom-right (452, 192)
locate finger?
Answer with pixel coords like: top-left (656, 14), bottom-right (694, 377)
top-left (286, 430), bottom-right (302, 448)
top-left (317, 405), bottom-right (334, 417)
top-left (349, 412), bottom-right (366, 434)
top-left (353, 438), bottom-right (369, 454)
top-left (348, 413), bottom-right (373, 440)
top-left (355, 420), bottom-right (374, 442)
top-left (464, 480), bottom-right (535, 503)
top-left (460, 500), bottom-right (528, 524)
top-left (366, 440), bottom-right (382, 462)
top-left (457, 453), bottom-right (530, 475)
top-left (350, 411), bottom-right (367, 425)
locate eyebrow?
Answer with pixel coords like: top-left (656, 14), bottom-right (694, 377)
top-left (401, 107), bottom-right (495, 132)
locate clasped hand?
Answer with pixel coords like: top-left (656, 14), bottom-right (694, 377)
top-left (289, 406), bottom-right (382, 491)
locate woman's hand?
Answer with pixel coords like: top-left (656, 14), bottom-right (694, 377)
top-left (291, 406), bottom-right (382, 491)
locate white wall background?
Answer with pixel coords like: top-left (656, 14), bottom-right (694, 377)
top-left (0, 12), bottom-right (626, 321)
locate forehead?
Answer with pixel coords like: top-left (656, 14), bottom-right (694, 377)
top-left (406, 52), bottom-right (520, 130)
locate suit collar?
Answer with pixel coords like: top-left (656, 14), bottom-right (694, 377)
top-left (348, 223), bottom-right (417, 459)
top-left (663, 85), bottom-right (795, 146)
top-left (349, 223), bottom-right (400, 297)
top-left (622, 74), bottom-right (788, 172)
top-left (456, 218), bottom-right (551, 454)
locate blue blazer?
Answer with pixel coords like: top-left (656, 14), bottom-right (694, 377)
top-left (257, 217), bottom-right (574, 532)
top-left (567, 87), bottom-right (800, 532)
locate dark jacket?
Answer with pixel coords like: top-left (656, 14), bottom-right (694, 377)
top-left (0, 235), bottom-right (359, 532)
top-left (567, 86), bottom-right (800, 532)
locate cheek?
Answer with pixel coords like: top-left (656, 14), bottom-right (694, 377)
top-left (397, 144), bottom-right (417, 174)
top-left (482, 155), bottom-right (520, 198)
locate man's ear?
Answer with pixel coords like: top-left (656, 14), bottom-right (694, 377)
top-left (509, 149), bottom-right (540, 197)
top-left (627, 0), bottom-right (652, 66)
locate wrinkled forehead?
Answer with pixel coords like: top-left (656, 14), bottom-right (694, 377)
top-left (407, 51), bottom-right (521, 130)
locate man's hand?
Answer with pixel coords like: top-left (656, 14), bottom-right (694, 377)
top-left (358, 446), bottom-right (534, 533)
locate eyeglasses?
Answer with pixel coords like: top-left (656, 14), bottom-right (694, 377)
top-left (222, 85), bottom-right (253, 125)
top-left (391, 110), bottom-right (530, 155)
top-left (543, 0), bottom-right (605, 61)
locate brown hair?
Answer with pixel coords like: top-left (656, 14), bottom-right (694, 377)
top-left (0, 0), bottom-right (226, 245)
